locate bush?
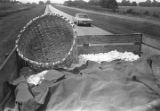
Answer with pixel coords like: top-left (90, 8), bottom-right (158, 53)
top-left (0, 6), bottom-right (33, 17)
top-left (152, 12), bottom-right (159, 18)
top-left (143, 11), bottom-right (149, 15)
top-left (126, 8), bottom-right (133, 14)
top-left (126, 9), bottom-right (140, 15)
top-left (99, 0), bottom-right (118, 10)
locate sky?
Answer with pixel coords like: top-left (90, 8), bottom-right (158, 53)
top-left (17, 0), bottom-right (160, 4)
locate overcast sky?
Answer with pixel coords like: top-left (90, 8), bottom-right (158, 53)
top-left (17, 0), bottom-right (160, 4)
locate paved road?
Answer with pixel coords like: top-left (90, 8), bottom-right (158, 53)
top-left (46, 5), bottom-right (112, 36)
top-left (59, 5), bottom-right (160, 26)
top-left (45, 5), bottom-right (160, 57)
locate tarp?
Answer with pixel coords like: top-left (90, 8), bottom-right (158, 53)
top-left (5, 58), bottom-right (160, 111)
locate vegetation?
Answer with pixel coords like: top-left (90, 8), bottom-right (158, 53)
top-left (39, 1), bottom-right (45, 5)
top-left (119, 0), bottom-right (138, 6)
top-left (118, 6), bottom-right (160, 18)
top-left (139, 0), bottom-right (160, 7)
top-left (54, 5), bottom-right (160, 40)
top-left (0, 5), bottom-right (45, 65)
top-left (64, 0), bottom-right (88, 8)
top-left (88, 0), bottom-right (160, 7)
top-left (64, 0), bottom-right (118, 11)
top-left (143, 10), bottom-right (149, 15)
top-left (99, 0), bottom-right (118, 10)
top-left (63, 0), bottom-right (160, 18)
top-left (0, 6), bottom-right (34, 17)
top-left (39, 0), bottom-right (51, 5)
top-left (0, 1), bottom-right (39, 17)
top-left (119, 0), bottom-right (160, 7)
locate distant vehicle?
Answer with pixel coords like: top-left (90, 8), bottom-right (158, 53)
top-left (73, 13), bottom-right (93, 26)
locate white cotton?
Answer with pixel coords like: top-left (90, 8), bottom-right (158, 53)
top-left (27, 70), bottom-right (48, 85)
top-left (79, 50), bottom-right (140, 63)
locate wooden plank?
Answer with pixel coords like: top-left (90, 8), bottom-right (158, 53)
top-left (77, 33), bottom-right (142, 45)
top-left (78, 43), bottom-right (135, 46)
top-left (78, 45), bottom-right (141, 55)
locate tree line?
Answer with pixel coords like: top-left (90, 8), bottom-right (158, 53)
top-left (64, 0), bottom-right (118, 10)
top-left (119, 0), bottom-right (160, 7)
top-left (64, 0), bottom-right (160, 9)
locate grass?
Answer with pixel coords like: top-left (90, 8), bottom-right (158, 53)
top-left (118, 6), bottom-right (160, 18)
top-left (0, 4), bottom-right (45, 104)
top-left (54, 5), bottom-right (160, 39)
top-left (62, 4), bottom-right (160, 19)
top-left (0, 5), bottom-right (45, 65)
top-left (0, 5), bottom-right (33, 17)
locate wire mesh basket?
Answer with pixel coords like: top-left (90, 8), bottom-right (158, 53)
top-left (16, 14), bottom-right (76, 70)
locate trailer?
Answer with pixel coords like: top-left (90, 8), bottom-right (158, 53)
top-left (1, 13), bottom-right (160, 111)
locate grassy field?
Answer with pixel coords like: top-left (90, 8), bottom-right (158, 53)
top-left (0, 5), bottom-right (45, 65)
top-left (0, 4), bottom-right (35, 17)
top-left (62, 4), bottom-right (160, 19)
top-left (54, 5), bottom-right (160, 39)
top-left (118, 6), bottom-right (160, 18)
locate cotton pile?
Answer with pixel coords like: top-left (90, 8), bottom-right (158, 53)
top-left (79, 50), bottom-right (140, 63)
top-left (27, 70), bottom-right (48, 85)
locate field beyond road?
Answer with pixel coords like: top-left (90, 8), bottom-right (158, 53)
top-left (0, 5), bottom-right (45, 65)
top-left (54, 5), bottom-right (160, 40)
top-left (118, 6), bottom-right (160, 18)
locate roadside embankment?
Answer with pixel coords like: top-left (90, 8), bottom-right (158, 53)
top-left (0, 5), bottom-right (45, 65)
top-left (0, 5), bottom-right (37, 17)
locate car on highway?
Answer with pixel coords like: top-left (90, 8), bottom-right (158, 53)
top-left (73, 13), bottom-right (93, 26)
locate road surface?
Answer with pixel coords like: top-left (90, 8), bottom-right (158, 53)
top-left (45, 5), bottom-right (112, 36)
top-left (58, 5), bottom-right (160, 26)
top-left (45, 5), bottom-right (160, 57)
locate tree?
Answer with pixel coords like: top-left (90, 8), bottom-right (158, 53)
top-left (88, 0), bottom-right (100, 5)
top-left (74, 0), bottom-right (87, 7)
top-left (121, 0), bottom-right (131, 6)
top-left (39, 1), bottom-right (44, 5)
top-left (99, 0), bottom-right (118, 10)
top-left (46, 0), bottom-right (51, 4)
top-left (139, 0), bottom-right (152, 7)
top-left (64, 0), bottom-right (73, 6)
top-left (131, 1), bottom-right (137, 6)
top-left (64, 0), bottom-right (87, 7)
top-left (152, 0), bottom-right (160, 7)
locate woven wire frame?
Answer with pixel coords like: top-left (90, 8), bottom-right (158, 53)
top-left (16, 14), bottom-right (77, 70)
